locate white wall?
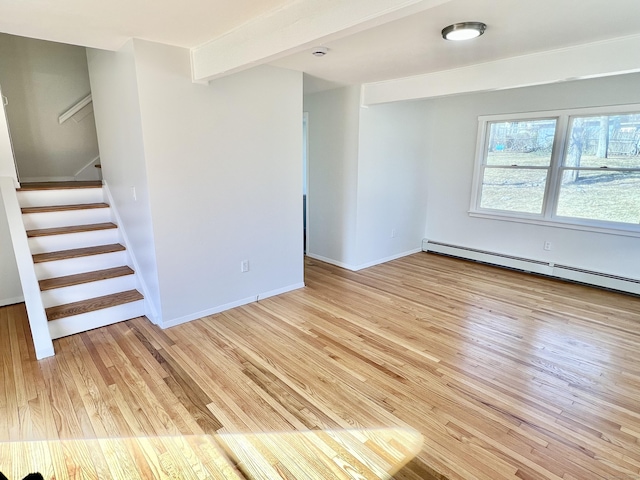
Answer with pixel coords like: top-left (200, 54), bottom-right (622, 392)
top-left (0, 189), bottom-right (22, 306)
top-left (422, 73), bottom-right (640, 280)
top-left (131, 39), bottom-right (304, 325)
top-left (86, 41), bottom-right (163, 322)
top-left (0, 34), bottom-right (99, 181)
top-left (304, 86), bottom-right (361, 266)
top-left (304, 86), bottom-right (429, 270)
top-left (355, 102), bottom-right (428, 267)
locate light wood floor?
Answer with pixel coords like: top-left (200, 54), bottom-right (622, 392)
top-left (3, 253), bottom-right (640, 479)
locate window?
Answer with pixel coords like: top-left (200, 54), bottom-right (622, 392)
top-left (472, 106), bottom-right (640, 235)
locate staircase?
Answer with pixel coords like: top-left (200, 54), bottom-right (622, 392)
top-left (17, 181), bottom-right (144, 339)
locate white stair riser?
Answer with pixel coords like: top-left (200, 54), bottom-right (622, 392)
top-left (17, 188), bottom-right (104, 208)
top-left (48, 300), bottom-right (145, 340)
top-left (41, 275), bottom-right (136, 308)
top-left (35, 251), bottom-right (127, 280)
top-left (28, 229), bottom-right (119, 254)
top-left (22, 208), bottom-right (112, 230)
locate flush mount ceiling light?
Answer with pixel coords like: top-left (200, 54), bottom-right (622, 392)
top-left (441, 22), bottom-right (486, 41)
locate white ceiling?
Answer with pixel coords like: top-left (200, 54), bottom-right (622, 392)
top-left (0, 0), bottom-right (639, 94)
top-left (0, 0), bottom-right (291, 50)
top-left (270, 0), bottom-right (640, 93)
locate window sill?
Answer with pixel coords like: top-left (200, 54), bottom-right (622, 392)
top-left (468, 211), bottom-right (640, 239)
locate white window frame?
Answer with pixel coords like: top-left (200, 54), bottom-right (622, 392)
top-left (470, 104), bottom-right (640, 238)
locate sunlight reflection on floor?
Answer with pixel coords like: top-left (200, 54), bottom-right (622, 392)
top-left (0, 428), bottom-right (423, 479)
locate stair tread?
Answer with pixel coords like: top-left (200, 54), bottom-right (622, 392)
top-left (46, 289), bottom-right (143, 321)
top-left (27, 222), bottom-right (116, 237)
top-left (18, 181), bottom-right (102, 191)
top-left (33, 243), bottom-right (125, 263)
top-left (22, 203), bottom-right (109, 214)
top-left (40, 266), bottom-right (135, 291)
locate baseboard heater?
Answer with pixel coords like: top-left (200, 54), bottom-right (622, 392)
top-left (423, 240), bottom-right (640, 296)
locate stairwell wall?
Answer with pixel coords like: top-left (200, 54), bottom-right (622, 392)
top-left (0, 87), bottom-right (21, 306)
top-left (86, 40), bottom-right (163, 323)
top-left (0, 189), bottom-right (22, 306)
top-left (0, 34), bottom-right (100, 181)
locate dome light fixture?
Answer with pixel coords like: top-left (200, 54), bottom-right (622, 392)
top-left (442, 22), bottom-right (486, 41)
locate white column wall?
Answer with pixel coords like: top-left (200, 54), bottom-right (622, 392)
top-left (354, 101), bottom-right (428, 268)
top-left (132, 39), bottom-right (304, 326)
top-left (304, 86), bottom-right (362, 267)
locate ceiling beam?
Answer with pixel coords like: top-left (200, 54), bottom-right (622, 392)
top-left (362, 34), bottom-right (640, 105)
top-left (190, 0), bottom-right (452, 83)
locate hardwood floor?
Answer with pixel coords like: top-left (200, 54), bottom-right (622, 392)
top-left (2, 252), bottom-right (640, 479)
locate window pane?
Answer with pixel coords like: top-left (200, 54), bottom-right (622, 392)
top-left (480, 168), bottom-right (548, 214)
top-left (486, 119), bottom-right (556, 167)
top-left (565, 114), bottom-right (640, 169)
top-left (557, 170), bottom-right (640, 224)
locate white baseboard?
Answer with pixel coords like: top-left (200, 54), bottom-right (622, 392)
top-left (306, 253), bottom-right (358, 271)
top-left (162, 282), bottom-right (306, 329)
top-left (352, 248), bottom-right (422, 271)
top-left (257, 282), bottom-right (305, 300)
top-left (307, 248), bottom-right (422, 272)
top-left (0, 296), bottom-right (25, 307)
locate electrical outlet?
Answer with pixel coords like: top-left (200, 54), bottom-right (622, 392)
top-left (241, 260), bottom-right (250, 273)
top-left (391, 229), bottom-right (397, 238)
top-left (544, 241), bottom-right (552, 251)
top-left (131, 186), bottom-right (137, 201)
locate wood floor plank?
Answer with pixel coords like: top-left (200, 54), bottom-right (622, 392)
top-left (2, 253), bottom-right (640, 479)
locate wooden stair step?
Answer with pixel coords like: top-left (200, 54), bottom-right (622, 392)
top-left (27, 222), bottom-right (116, 237)
top-left (33, 243), bottom-right (125, 263)
top-left (46, 289), bottom-right (143, 321)
top-left (18, 181), bottom-right (102, 191)
top-left (39, 266), bottom-right (134, 291)
top-left (21, 203), bottom-right (109, 214)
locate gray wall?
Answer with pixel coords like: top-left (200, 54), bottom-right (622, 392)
top-left (0, 33), bottom-right (99, 181)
